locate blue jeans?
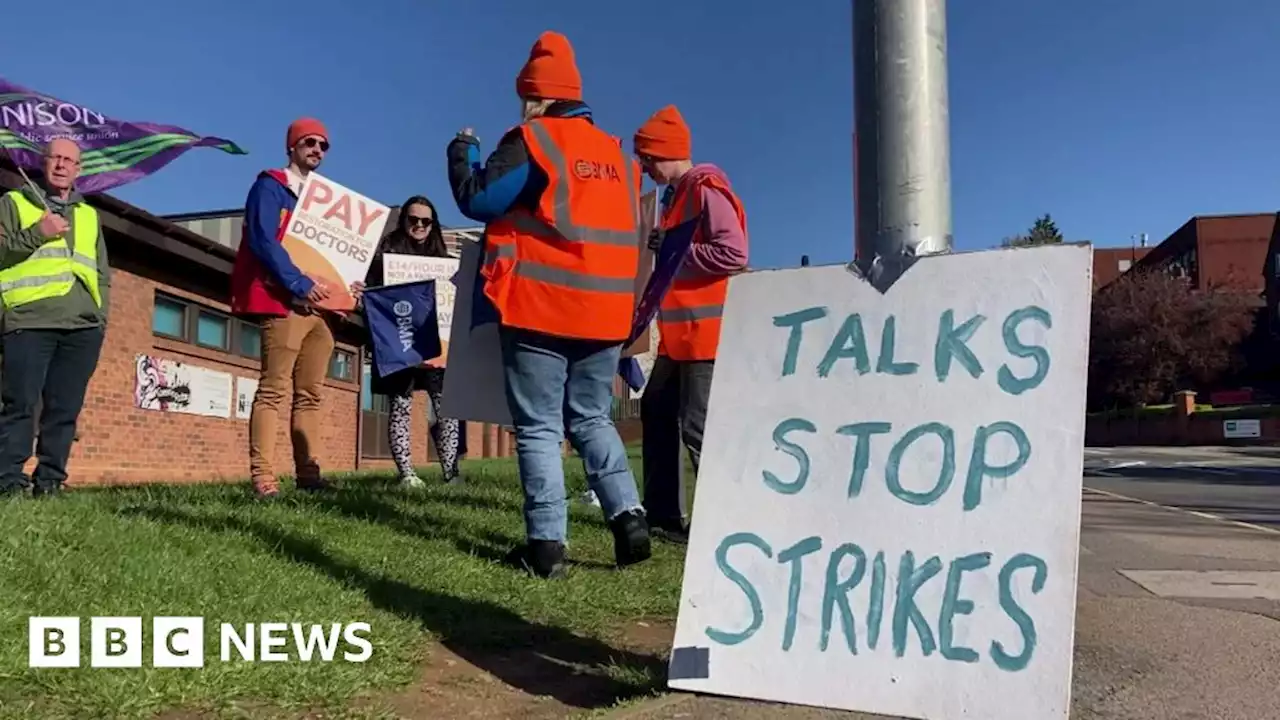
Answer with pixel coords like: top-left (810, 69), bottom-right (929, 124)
top-left (499, 327), bottom-right (642, 543)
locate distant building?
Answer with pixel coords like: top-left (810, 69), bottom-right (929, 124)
top-left (1127, 213), bottom-right (1275, 297)
top-left (1092, 246), bottom-right (1153, 291)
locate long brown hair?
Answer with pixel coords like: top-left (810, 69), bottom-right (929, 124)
top-left (387, 195), bottom-right (448, 258)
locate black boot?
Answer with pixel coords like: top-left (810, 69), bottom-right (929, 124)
top-left (651, 519), bottom-right (690, 545)
top-left (506, 540), bottom-right (567, 579)
top-left (610, 509), bottom-right (652, 568)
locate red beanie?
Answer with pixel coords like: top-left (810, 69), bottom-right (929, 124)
top-left (515, 32), bottom-right (583, 101)
top-left (287, 118), bottom-right (329, 149)
top-left (634, 105), bottom-right (691, 160)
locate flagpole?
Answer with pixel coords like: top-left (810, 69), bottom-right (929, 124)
top-left (0, 139), bottom-right (50, 211)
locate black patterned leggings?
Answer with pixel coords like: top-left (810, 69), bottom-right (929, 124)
top-left (388, 368), bottom-right (461, 481)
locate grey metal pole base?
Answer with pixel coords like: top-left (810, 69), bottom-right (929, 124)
top-left (851, 0), bottom-right (952, 293)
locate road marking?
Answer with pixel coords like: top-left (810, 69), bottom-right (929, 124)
top-left (1107, 460), bottom-right (1147, 469)
top-left (1084, 486), bottom-right (1280, 537)
top-left (1118, 570), bottom-right (1280, 600)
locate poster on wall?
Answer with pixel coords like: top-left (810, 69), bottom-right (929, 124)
top-left (666, 244), bottom-right (1093, 720)
top-left (134, 354), bottom-right (233, 419)
top-left (235, 377), bottom-right (259, 420)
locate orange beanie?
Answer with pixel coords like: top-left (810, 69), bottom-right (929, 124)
top-left (634, 105), bottom-right (691, 160)
top-left (287, 117), bottom-right (328, 149)
top-left (515, 31), bottom-right (583, 101)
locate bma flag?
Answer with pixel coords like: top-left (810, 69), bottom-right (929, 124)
top-left (362, 280), bottom-right (443, 378)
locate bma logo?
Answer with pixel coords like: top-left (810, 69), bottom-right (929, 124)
top-left (572, 159), bottom-right (621, 182)
top-left (28, 617), bottom-right (373, 668)
top-left (392, 300), bottom-right (415, 352)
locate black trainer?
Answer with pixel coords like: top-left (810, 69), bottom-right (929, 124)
top-left (506, 540), bottom-right (567, 579)
top-left (610, 509), bottom-right (652, 568)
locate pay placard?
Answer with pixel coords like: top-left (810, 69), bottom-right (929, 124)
top-left (281, 173), bottom-right (389, 311)
top-left (668, 244), bottom-right (1093, 720)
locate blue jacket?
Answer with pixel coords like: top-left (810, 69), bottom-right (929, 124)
top-left (243, 170), bottom-right (315, 299)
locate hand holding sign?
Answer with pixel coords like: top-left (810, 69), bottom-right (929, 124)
top-left (280, 173), bottom-right (389, 312)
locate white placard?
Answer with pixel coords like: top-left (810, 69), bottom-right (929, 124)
top-left (382, 254), bottom-right (460, 342)
top-left (439, 240), bottom-right (513, 426)
top-left (280, 172), bottom-right (390, 312)
top-left (235, 377), bottom-right (259, 420)
top-left (1223, 419), bottom-right (1260, 438)
top-left (133, 354), bottom-right (233, 419)
top-left (668, 244), bottom-right (1093, 720)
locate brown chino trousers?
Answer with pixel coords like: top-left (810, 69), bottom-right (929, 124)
top-left (248, 311), bottom-right (334, 487)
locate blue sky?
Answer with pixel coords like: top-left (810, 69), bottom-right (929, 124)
top-left (5, 1), bottom-right (1280, 269)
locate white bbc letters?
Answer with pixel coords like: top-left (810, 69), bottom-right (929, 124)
top-left (91, 616), bottom-right (143, 668)
top-left (153, 617), bottom-right (205, 668)
top-left (28, 617), bottom-right (80, 668)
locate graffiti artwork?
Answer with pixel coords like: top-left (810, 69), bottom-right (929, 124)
top-left (133, 354), bottom-right (233, 418)
top-left (135, 354), bottom-right (192, 410)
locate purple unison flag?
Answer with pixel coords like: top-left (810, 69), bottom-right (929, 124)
top-left (0, 77), bottom-right (245, 194)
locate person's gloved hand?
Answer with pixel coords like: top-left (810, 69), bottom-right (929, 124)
top-left (646, 228), bottom-right (664, 252)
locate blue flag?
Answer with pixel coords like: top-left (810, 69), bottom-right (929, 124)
top-left (362, 280), bottom-right (443, 378)
top-left (616, 187), bottom-right (696, 390)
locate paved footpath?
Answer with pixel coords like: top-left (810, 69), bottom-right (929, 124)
top-left (608, 487), bottom-right (1280, 720)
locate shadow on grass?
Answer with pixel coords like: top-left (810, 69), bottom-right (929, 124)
top-left (122, 504), bottom-right (665, 710)
top-left (305, 490), bottom-right (618, 570)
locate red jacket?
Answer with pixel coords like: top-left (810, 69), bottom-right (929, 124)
top-left (230, 169), bottom-right (314, 317)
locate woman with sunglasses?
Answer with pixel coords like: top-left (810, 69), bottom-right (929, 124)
top-left (364, 195), bottom-right (463, 487)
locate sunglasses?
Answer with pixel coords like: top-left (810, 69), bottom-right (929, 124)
top-left (406, 215), bottom-right (434, 228)
top-left (298, 137), bottom-right (329, 152)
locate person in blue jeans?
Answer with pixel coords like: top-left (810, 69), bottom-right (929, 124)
top-left (447, 31), bottom-right (651, 578)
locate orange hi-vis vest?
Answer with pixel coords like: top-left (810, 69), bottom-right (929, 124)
top-left (657, 173), bottom-right (747, 361)
top-left (482, 117), bottom-right (643, 342)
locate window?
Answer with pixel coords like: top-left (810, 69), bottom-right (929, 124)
top-left (239, 324), bottom-right (262, 360)
top-left (1117, 259), bottom-right (1131, 272)
top-left (196, 310), bottom-right (230, 351)
top-left (151, 291), bottom-right (261, 359)
top-left (329, 349), bottom-right (355, 382)
top-left (152, 297), bottom-right (186, 339)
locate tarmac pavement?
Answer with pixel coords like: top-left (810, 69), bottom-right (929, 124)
top-left (610, 450), bottom-right (1280, 720)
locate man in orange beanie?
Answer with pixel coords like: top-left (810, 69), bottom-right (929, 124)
top-left (632, 105), bottom-right (749, 544)
top-left (230, 117), bottom-right (364, 498)
top-left (446, 32), bottom-right (652, 579)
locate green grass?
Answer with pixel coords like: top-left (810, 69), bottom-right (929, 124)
top-left (0, 449), bottom-right (687, 719)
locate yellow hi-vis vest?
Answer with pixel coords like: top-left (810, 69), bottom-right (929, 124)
top-left (0, 190), bottom-right (101, 309)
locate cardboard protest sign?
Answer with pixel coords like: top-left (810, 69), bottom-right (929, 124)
top-left (383, 254), bottom-right (460, 366)
top-left (281, 173), bottom-right (389, 311)
top-left (439, 240), bottom-right (512, 426)
top-left (668, 244), bottom-right (1093, 720)
top-left (622, 189), bottom-right (660, 358)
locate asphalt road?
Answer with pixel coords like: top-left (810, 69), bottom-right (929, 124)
top-left (1085, 446), bottom-right (1280, 529)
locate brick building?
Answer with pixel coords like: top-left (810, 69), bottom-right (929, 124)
top-left (1092, 246), bottom-right (1152, 290)
top-left (0, 162), bottom-right (526, 486)
top-left (1128, 213), bottom-right (1275, 296)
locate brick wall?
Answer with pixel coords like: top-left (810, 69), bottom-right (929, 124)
top-left (55, 266), bottom-right (370, 486)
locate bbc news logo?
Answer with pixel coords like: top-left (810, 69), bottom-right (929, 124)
top-left (28, 617), bottom-right (373, 668)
